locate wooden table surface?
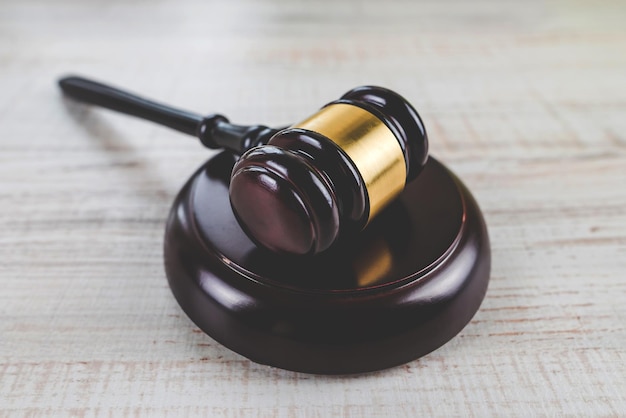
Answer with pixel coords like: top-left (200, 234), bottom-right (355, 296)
top-left (1, 0), bottom-right (625, 416)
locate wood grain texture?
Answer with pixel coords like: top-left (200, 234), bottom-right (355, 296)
top-left (1, 0), bottom-right (625, 416)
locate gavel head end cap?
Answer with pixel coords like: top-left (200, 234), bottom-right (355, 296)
top-left (229, 146), bottom-right (340, 256)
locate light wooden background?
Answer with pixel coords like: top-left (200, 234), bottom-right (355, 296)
top-left (1, 0), bottom-right (625, 416)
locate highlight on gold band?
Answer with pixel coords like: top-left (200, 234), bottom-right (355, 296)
top-left (292, 103), bottom-right (406, 221)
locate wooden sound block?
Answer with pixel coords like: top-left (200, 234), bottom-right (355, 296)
top-left (164, 152), bottom-right (491, 374)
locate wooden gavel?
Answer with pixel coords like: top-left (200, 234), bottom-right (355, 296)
top-left (59, 76), bottom-right (429, 255)
top-left (59, 75), bottom-right (490, 375)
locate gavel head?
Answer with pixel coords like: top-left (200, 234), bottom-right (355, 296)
top-left (229, 86), bottom-right (429, 256)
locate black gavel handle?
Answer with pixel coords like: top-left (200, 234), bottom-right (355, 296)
top-left (58, 75), bottom-right (280, 154)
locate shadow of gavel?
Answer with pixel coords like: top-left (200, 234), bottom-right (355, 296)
top-left (59, 76), bottom-right (428, 255)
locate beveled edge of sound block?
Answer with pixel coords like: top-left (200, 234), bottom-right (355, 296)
top-left (163, 153), bottom-right (490, 374)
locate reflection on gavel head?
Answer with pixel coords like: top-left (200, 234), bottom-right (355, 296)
top-left (57, 77), bottom-right (428, 256)
top-left (229, 86), bottom-right (428, 256)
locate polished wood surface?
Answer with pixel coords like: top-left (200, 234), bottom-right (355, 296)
top-left (231, 85), bottom-right (429, 255)
top-left (165, 153), bottom-right (488, 374)
top-left (1, 0), bottom-right (625, 415)
top-left (58, 78), bottom-right (427, 256)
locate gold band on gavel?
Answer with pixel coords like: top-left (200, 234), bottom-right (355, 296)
top-left (292, 103), bottom-right (406, 221)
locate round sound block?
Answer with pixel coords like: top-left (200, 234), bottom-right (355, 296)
top-left (164, 152), bottom-right (490, 374)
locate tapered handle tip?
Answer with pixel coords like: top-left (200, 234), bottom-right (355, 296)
top-left (58, 75), bottom-right (79, 90)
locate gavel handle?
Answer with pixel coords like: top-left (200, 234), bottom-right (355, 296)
top-left (58, 75), bottom-right (280, 154)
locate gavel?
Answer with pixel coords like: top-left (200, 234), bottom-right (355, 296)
top-left (59, 76), bottom-right (428, 255)
top-left (58, 76), bottom-right (490, 374)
